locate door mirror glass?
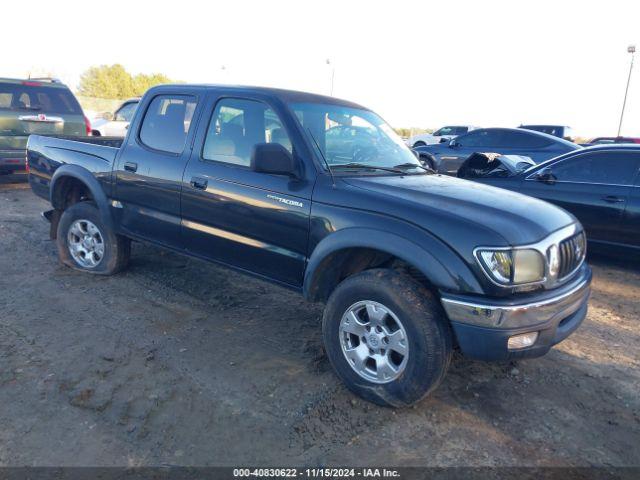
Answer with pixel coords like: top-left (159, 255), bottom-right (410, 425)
top-left (251, 143), bottom-right (298, 177)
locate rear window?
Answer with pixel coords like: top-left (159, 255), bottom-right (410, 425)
top-left (0, 83), bottom-right (82, 114)
top-left (139, 95), bottom-right (197, 154)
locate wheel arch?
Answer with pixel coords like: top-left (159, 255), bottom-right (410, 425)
top-left (303, 228), bottom-right (483, 303)
top-left (50, 165), bottom-right (114, 235)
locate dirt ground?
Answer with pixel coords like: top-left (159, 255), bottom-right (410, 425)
top-left (1, 173), bottom-right (639, 467)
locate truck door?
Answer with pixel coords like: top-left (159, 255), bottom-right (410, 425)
top-left (181, 94), bottom-right (314, 287)
top-left (113, 91), bottom-right (202, 247)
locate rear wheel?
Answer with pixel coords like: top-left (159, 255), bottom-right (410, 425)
top-left (56, 201), bottom-right (130, 275)
top-left (322, 269), bottom-right (453, 407)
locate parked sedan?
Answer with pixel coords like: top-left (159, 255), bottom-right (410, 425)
top-left (459, 145), bottom-right (640, 252)
top-left (90, 98), bottom-right (139, 137)
top-left (415, 127), bottom-right (581, 175)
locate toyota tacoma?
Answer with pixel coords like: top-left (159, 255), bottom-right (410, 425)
top-left (27, 85), bottom-right (591, 407)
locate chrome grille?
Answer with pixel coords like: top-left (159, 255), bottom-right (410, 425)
top-left (558, 232), bottom-right (586, 279)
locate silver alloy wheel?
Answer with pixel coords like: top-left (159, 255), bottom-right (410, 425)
top-left (67, 219), bottom-right (105, 269)
top-left (339, 300), bottom-right (409, 384)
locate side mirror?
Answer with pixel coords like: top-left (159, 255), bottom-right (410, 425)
top-left (534, 168), bottom-right (556, 184)
top-left (251, 143), bottom-right (299, 178)
top-left (439, 137), bottom-right (449, 143)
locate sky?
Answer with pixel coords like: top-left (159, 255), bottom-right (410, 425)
top-left (4, 0), bottom-right (640, 138)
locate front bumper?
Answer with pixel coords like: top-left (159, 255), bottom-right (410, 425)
top-left (441, 265), bottom-right (592, 361)
top-left (0, 149), bottom-right (26, 173)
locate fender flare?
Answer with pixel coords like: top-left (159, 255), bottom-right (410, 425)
top-left (303, 227), bottom-right (483, 302)
top-left (50, 164), bottom-right (114, 230)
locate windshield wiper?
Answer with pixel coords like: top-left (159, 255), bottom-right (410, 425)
top-left (393, 162), bottom-right (436, 174)
top-left (332, 163), bottom-right (405, 174)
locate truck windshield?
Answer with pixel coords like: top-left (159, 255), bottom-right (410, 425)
top-left (290, 102), bottom-right (423, 173)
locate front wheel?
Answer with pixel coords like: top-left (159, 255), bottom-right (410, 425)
top-left (322, 269), bottom-right (452, 407)
top-left (56, 201), bottom-right (130, 275)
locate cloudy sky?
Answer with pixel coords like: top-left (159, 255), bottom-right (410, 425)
top-left (5, 0), bottom-right (639, 137)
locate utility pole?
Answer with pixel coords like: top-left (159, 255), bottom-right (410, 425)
top-left (326, 59), bottom-right (335, 96)
top-left (617, 45), bottom-right (635, 137)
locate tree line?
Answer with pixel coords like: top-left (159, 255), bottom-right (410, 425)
top-left (78, 64), bottom-right (174, 99)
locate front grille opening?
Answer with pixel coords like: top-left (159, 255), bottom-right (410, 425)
top-left (558, 232), bottom-right (586, 279)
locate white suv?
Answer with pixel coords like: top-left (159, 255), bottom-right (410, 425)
top-left (407, 125), bottom-right (479, 148)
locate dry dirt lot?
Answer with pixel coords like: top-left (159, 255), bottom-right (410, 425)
top-left (1, 174), bottom-right (639, 467)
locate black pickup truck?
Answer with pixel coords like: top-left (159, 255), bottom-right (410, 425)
top-left (27, 85), bottom-right (592, 407)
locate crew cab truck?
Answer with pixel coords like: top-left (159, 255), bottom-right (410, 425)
top-left (27, 85), bottom-right (592, 407)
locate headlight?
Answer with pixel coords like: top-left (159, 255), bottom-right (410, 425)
top-left (477, 248), bottom-right (545, 285)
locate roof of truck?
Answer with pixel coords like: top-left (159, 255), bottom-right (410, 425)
top-left (149, 84), bottom-right (368, 109)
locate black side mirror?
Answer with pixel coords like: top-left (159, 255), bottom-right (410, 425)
top-left (535, 168), bottom-right (556, 184)
top-left (439, 137), bottom-right (449, 143)
top-left (251, 143), bottom-right (299, 178)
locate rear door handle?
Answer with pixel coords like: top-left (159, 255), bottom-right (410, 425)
top-left (190, 176), bottom-right (208, 190)
top-left (601, 195), bottom-right (625, 203)
top-left (123, 162), bottom-right (137, 172)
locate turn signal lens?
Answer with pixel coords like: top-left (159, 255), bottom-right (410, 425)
top-left (478, 250), bottom-right (513, 284)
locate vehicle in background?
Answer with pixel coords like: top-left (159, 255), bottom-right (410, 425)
top-left (586, 136), bottom-right (640, 145)
top-left (415, 127), bottom-right (581, 174)
top-left (26, 84), bottom-right (591, 407)
top-left (456, 152), bottom-right (535, 179)
top-left (460, 145), bottom-right (640, 253)
top-left (90, 98), bottom-right (140, 137)
top-left (519, 125), bottom-right (574, 142)
top-left (407, 125), bottom-right (479, 148)
top-left (0, 77), bottom-right (89, 174)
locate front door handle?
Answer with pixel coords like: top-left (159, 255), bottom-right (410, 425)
top-left (190, 176), bottom-right (208, 190)
top-left (601, 195), bottom-right (625, 203)
top-left (123, 162), bottom-right (137, 172)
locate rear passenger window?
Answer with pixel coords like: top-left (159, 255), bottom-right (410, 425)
top-left (202, 98), bottom-right (292, 167)
top-left (501, 131), bottom-right (552, 148)
top-left (457, 130), bottom-right (500, 148)
top-left (139, 95), bottom-right (197, 154)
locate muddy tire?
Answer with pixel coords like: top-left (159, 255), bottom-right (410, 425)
top-left (56, 201), bottom-right (130, 275)
top-left (322, 269), bottom-right (452, 407)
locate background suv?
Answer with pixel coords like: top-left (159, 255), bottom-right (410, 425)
top-left (0, 77), bottom-right (89, 174)
top-left (407, 125), bottom-right (479, 148)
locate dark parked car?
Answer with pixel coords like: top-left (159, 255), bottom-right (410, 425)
top-left (27, 84), bottom-right (591, 407)
top-left (415, 127), bottom-right (581, 175)
top-left (520, 125), bottom-right (574, 141)
top-left (460, 145), bottom-right (640, 252)
top-left (0, 77), bottom-right (89, 174)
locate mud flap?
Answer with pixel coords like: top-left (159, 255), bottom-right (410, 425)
top-left (41, 209), bottom-right (62, 239)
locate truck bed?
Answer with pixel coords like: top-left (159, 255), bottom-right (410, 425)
top-left (27, 134), bottom-right (122, 201)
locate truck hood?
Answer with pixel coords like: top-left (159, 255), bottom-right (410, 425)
top-left (342, 173), bottom-right (576, 246)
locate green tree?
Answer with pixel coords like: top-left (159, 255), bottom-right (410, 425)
top-left (132, 73), bottom-right (173, 96)
top-left (78, 64), bottom-right (173, 99)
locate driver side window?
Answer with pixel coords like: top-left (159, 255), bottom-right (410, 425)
top-left (202, 98), bottom-right (292, 167)
top-left (549, 152), bottom-right (640, 185)
top-left (115, 102), bottom-right (138, 122)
